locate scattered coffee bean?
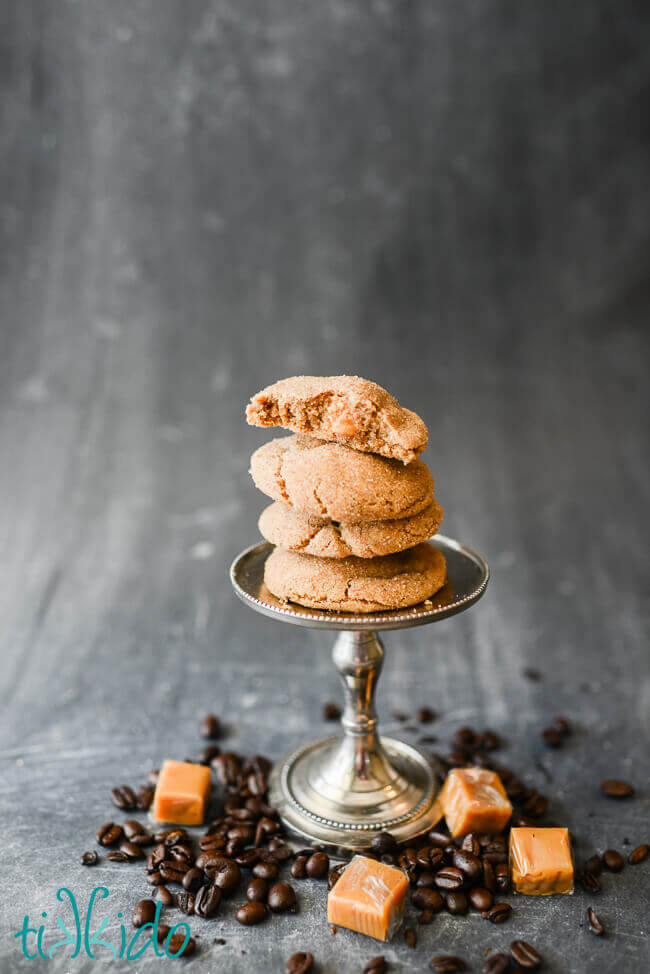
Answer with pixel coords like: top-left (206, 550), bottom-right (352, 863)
top-left (371, 831), bottom-right (398, 855)
top-left (364, 957), bottom-right (388, 974)
top-left (434, 866), bottom-right (464, 890)
top-left (600, 779), bottom-right (634, 799)
top-left (404, 927), bottom-right (417, 948)
top-left (328, 864), bottom-right (347, 890)
top-left (123, 820), bottom-right (146, 839)
top-left (587, 906), bottom-right (604, 935)
top-left (176, 891), bottom-right (195, 915)
top-left (159, 860), bottom-right (190, 884)
top-left (417, 707), bottom-right (436, 724)
top-left (628, 844), bottom-right (649, 865)
top-left (291, 855), bottom-right (308, 879)
top-left (182, 867), bottom-right (205, 891)
top-left (322, 702), bottom-right (342, 721)
top-left (485, 902), bottom-right (512, 924)
top-left (428, 829), bottom-right (452, 848)
top-left (453, 849), bottom-right (483, 881)
top-left (111, 785), bottom-right (137, 811)
top-left (145, 870), bottom-right (163, 886)
top-left (166, 932), bottom-right (196, 957)
top-left (81, 851), bottom-right (98, 866)
top-left (136, 786), bottom-right (154, 811)
top-left (495, 863), bottom-right (510, 892)
top-left (246, 878), bottom-right (268, 902)
top-left (195, 882), bottom-right (221, 918)
top-left (602, 849), bottom-right (624, 872)
top-left (445, 891), bottom-right (468, 915)
top-left (106, 850), bottom-right (130, 862)
top-left (156, 923), bottom-right (171, 943)
top-left (482, 955), bottom-right (511, 974)
top-left (412, 888), bottom-right (443, 912)
top-left (580, 869), bottom-right (602, 893)
top-left (156, 886), bottom-right (174, 906)
top-left (213, 860), bottom-right (242, 895)
top-left (305, 852), bottom-right (329, 878)
top-left (200, 713), bottom-right (221, 739)
top-left (430, 957), bottom-right (466, 972)
top-left (97, 822), bottom-right (123, 847)
top-left (236, 901), bottom-right (268, 925)
top-left (286, 953), bottom-right (314, 974)
top-left (268, 881), bottom-right (297, 913)
top-left (510, 941), bottom-right (542, 970)
top-left (132, 899), bottom-right (156, 928)
top-left (469, 887), bottom-right (493, 911)
top-left (584, 854), bottom-right (602, 876)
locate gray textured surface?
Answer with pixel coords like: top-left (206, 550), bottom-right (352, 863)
top-left (1, 1), bottom-right (649, 971)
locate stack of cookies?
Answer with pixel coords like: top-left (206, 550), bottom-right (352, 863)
top-left (246, 376), bottom-right (447, 613)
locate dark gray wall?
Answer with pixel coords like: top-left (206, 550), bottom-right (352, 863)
top-left (0, 2), bottom-right (648, 972)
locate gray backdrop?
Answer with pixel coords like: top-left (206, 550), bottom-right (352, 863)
top-left (1, 2), bottom-right (648, 972)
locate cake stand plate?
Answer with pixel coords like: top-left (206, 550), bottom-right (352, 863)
top-left (230, 535), bottom-right (489, 855)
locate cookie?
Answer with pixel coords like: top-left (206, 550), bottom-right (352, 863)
top-left (264, 542), bottom-right (447, 613)
top-left (246, 375), bottom-right (428, 464)
top-left (250, 435), bottom-right (434, 523)
top-left (258, 499), bottom-right (444, 558)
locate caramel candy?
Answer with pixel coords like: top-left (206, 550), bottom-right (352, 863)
top-left (440, 767), bottom-right (512, 837)
top-left (327, 855), bottom-right (408, 941)
top-left (151, 759), bottom-right (211, 826)
top-left (510, 827), bottom-right (574, 894)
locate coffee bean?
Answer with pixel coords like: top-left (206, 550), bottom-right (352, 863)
top-left (156, 923), bottom-right (171, 942)
top-left (118, 840), bottom-right (144, 861)
top-left (132, 899), bottom-right (156, 928)
top-left (328, 864), bottom-right (347, 890)
top-left (123, 820), bottom-right (146, 839)
top-left (291, 855), bottom-right (309, 879)
top-left (363, 957), bottom-right (388, 974)
top-left (430, 956), bottom-right (466, 972)
top-left (580, 869), bottom-right (602, 893)
top-left (445, 891), bottom-right (468, 915)
top-left (268, 839), bottom-right (293, 861)
top-left (137, 786), bottom-right (154, 811)
top-left (195, 882), bottom-right (222, 918)
top-left (404, 927), bottom-right (417, 949)
top-left (469, 887), bottom-right (493, 911)
top-left (552, 716), bottom-right (571, 736)
top-left (236, 901), bottom-right (268, 925)
top-left (182, 867), bottom-right (205, 891)
top-left (213, 860), bottom-right (242, 895)
top-left (371, 831), bottom-right (398, 855)
top-left (286, 953), bottom-right (314, 974)
top-left (482, 954), bottom-right (511, 974)
top-left (587, 906), bottom-right (604, 935)
top-left (268, 881), bottom-right (297, 913)
top-left (106, 850), bottom-right (130, 862)
top-left (495, 863), bottom-right (510, 892)
top-left (305, 852), bottom-right (329, 878)
top-left (434, 866), bottom-right (464, 891)
top-left (251, 859), bottom-right (278, 881)
top-left (418, 846), bottom-right (444, 870)
top-left (213, 752), bottom-right (241, 787)
top-left (200, 713), bottom-right (222, 739)
top-left (156, 886), bottom-right (174, 907)
top-left (246, 878), bottom-right (268, 902)
top-left (145, 870), bottom-right (164, 886)
top-left (602, 849), bottom-right (624, 872)
top-left (485, 902), bottom-right (512, 924)
top-left (510, 941), bottom-right (542, 970)
top-left (97, 822), bottom-right (123, 847)
top-left (428, 829), bottom-right (452, 848)
top-left (600, 779), bottom-right (634, 798)
top-left (159, 860), bottom-right (190, 884)
top-left (80, 850), bottom-right (98, 866)
top-left (461, 833), bottom-right (481, 856)
top-left (199, 744), bottom-right (221, 765)
top-left (322, 702), bottom-right (342, 721)
top-left (628, 844), bottom-right (649, 865)
top-left (235, 849), bottom-right (260, 869)
top-left (452, 849), bottom-right (483, 881)
top-left (176, 891), bottom-right (195, 915)
top-left (417, 707), bottom-right (436, 723)
top-left (584, 854), bottom-right (602, 876)
top-left (411, 888), bottom-right (443, 912)
top-left (523, 790), bottom-right (548, 818)
top-left (111, 785), bottom-right (137, 811)
top-left (166, 932), bottom-right (196, 957)
top-left (482, 860), bottom-right (496, 892)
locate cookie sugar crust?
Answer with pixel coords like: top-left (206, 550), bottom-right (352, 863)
top-left (246, 375), bottom-right (428, 464)
top-left (259, 499), bottom-right (444, 558)
top-left (249, 435), bottom-right (434, 523)
top-left (264, 542), bottom-right (447, 613)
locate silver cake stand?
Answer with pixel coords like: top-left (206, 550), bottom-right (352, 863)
top-left (230, 535), bottom-right (489, 856)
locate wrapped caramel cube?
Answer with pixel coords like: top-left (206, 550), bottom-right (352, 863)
top-left (152, 759), bottom-right (211, 826)
top-left (510, 827), bottom-right (574, 894)
top-left (327, 855), bottom-right (408, 941)
top-left (440, 767), bottom-right (512, 836)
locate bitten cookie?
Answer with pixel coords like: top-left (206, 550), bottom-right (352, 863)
top-left (246, 375), bottom-right (428, 464)
top-left (259, 499), bottom-right (444, 558)
top-left (264, 542), bottom-right (447, 613)
top-left (250, 435), bottom-right (434, 523)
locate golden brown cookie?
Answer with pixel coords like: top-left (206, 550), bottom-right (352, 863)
top-left (264, 542), bottom-right (447, 613)
top-left (250, 435), bottom-right (434, 523)
top-left (258, 499), bottom-right (444, 558)
top-left (246, 375), bottom-right (428, 464)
